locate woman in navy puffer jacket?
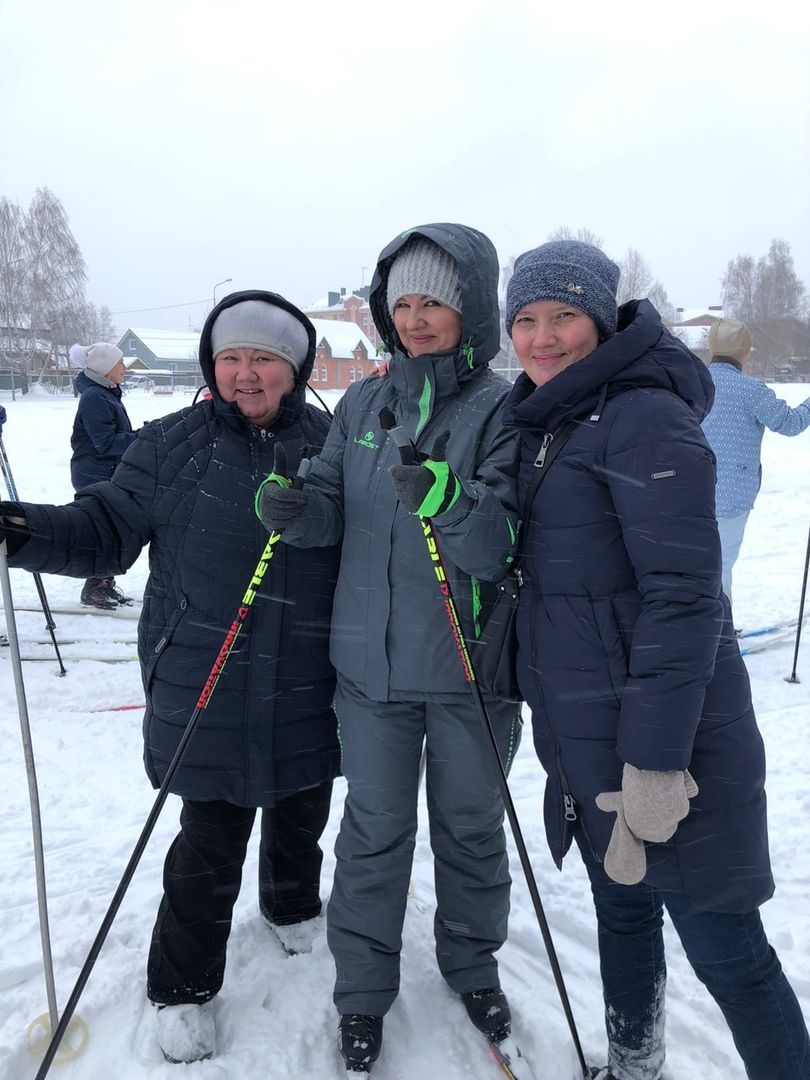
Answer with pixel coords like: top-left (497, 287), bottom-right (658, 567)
top-left (503, 241), bottom-right (809, 1080)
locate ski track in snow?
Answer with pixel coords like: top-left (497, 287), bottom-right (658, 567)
top-left (1, 385), bottom-right (808, 1079)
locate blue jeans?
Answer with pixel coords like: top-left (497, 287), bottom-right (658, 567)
top-left (584, 857), bottom-right (809, 1080)
top-left (717, 510), bottom-right (750, 609)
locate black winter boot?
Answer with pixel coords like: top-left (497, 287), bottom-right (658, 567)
top-left (461, 986), bottom-right (512, 1044)
top-left (80, 578), bottom-right (118, 610)
top-left (337, 1014), bottom-right (383, 1073)
top-left (99, 578), bottom-right (135, 606)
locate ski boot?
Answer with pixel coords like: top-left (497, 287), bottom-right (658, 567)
top-left (80, 577), bottom-right (118, 610)
top-left (338, 1013), bottom-right (383, 1074)
top-left (156, 1000), bottom-right (215, 1064)
top-left (461, 986), bottom-right (512, 1043)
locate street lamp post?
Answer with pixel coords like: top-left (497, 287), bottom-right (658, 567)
top-left (212, 278), bottom-right (233, 308)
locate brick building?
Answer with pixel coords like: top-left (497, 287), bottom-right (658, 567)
top-left (309, 318), bottom-right (379, 390)
top-left (304, 287), bottom-right (382, 349)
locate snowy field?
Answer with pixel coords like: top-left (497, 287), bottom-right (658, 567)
top-left (1, 381), bottom-right (809, 1080)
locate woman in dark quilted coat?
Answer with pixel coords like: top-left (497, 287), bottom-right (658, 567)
top-left (69, 340), bottom-right (136, 609)
top-left (1, 292), bottom-right (340, 1065)
top-left (503, 241), bottom-right (809, 1080)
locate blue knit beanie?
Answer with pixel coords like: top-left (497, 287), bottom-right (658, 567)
top-left (506, 240), bottom-right (621, 341)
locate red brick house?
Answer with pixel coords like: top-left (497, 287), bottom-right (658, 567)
top-left (304, 288), bottom-right (382, 349)
top-left (309, 318), bottom-right (379, 391)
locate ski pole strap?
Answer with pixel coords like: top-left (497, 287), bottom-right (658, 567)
top-left (415, 460), bottom-right (461, 518)
top-left (253, 471), bottom-right (291, 517)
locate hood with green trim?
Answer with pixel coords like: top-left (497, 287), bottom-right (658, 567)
top-left (369, 223), bottom-right (501, 368)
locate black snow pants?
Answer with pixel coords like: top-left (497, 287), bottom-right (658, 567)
top-left (147, 781), bottom-right (333, 1005)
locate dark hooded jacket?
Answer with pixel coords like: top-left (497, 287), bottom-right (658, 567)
top-left (70, 371), bottom-right (136, 490)
top-left (280, 223), bottom-right (520, 701)
top-left (504, 299), bottom-right (773, 913)
top-left (8, 291), bottom-right (340, 806)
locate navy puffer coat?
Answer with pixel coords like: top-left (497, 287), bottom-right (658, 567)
top-left (10, 291), bottom-right (340, 807)
top-left (504, 299), bottom-right (773, 914)
top-left (70, 371), bottom-right (136, 490)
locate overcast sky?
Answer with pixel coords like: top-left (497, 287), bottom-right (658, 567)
top-left (2, 0), bottom-right (809, 334)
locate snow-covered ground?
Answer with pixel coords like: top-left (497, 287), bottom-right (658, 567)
top-left (1, 382), bottom-right (809, 1080)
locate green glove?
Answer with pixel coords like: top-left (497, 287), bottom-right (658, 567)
top-left (389, 431), bottom-right (461, 517)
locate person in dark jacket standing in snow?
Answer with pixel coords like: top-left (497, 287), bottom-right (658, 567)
top-left (503, 240), bottom-right (810, 1080)
top-left (701, 317), bottom-right (810, 610)
top-left (258, 224), bottom-right (521, 1073)
top-left (69, 341), bottom-right (137, 609)
top-left (0, 292), bottom-right (341, 1065)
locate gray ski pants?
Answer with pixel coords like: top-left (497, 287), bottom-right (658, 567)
top-left (327, 676), bottom-right (522, 1016)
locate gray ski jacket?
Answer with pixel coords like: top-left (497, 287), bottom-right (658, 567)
top-left (280, 224), bottom-right (519, 701)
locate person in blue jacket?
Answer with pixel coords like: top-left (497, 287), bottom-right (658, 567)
top-left (69, 341), bottom-right (137, 609)
top-left (0, 293), bottom-right (341, 1065)
top-left (503, 241), bottom-right (809, 1080)
top-left (701, 318), bottom-right (810, 609)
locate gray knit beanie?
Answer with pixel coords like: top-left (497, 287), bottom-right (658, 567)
top-left (211, 300), bottom-right (309, 373)
top-left (506, 240), bottom-right (621, 341)
top-left (386, 237), bottom-right (462, 315)
top-left (70, 342), bottom-right (124, 377)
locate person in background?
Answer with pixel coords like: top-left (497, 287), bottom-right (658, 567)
top-left (503, 240), bottom-right (809, 1080)
top-left (701, 318), bottom-right (810, 612)
top-left (69, 341), bottom-right (137, 609)
top-left (258, 224), bottom-right (521, 1074)
top-left (0, 292), bottom-right (341, 1065)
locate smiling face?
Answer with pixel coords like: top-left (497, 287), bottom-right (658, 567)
top-left (510, 300), bottom-right (600, 387)
top-left (214, 347), bottom-right (296, 427)
top-left (392, 294), bottom-right (462, 357)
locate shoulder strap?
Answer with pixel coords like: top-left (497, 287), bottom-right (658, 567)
top-left (516, 421), bottom-right (576, 555)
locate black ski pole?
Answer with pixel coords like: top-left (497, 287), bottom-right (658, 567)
top-left (785, 523), bottom-right (810, 685)
top-left (0, 436), bottom-right (66, 676)
top-left (379, 407), bottom-right (590, 1079)
top-left (33, 454), bottom-right (311, 1079)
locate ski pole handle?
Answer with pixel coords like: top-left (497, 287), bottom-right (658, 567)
top-left (378, 406), bottom-right (417, 465)
top-left (292, 457), bottom-right (312, 489)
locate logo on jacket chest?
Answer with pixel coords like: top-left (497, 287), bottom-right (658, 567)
top-left (353, 429), bottom-right (380, 450)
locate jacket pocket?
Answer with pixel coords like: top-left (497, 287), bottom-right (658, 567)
top-left (591, 596), bottom-right (632, 704)
top-left (144, 595), bottom-right (189, 692)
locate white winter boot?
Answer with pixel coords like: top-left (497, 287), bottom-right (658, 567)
top-left (156, 1000), bottom-right (216, 1063)
top-left (262, 912), bottom-right (325, 955)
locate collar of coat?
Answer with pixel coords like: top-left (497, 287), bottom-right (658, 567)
top-left (710, 357), bottom-right (743, 372)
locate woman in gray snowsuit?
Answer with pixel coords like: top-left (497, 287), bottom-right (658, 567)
top-left (258, 223), bottom-right (521, 1072)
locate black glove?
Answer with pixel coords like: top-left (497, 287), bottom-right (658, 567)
top-left (0, 500), bottom-right (30, 555)
top-left (0, 403), bottom-right (7, 435)
top-left (389, 431), bottom-right (461, 516)
top-left (255, 443), bottom-right (309, 532)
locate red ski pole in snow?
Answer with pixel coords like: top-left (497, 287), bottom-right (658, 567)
top-left (33, 453), bottom-right (311, 1079)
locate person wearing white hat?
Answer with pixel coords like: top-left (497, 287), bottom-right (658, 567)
top-left (69, 341), bottom-right (136, 608)
top-left (702, 318), bottom-right (810, 611)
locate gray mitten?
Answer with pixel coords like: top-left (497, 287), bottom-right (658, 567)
top-left (596, 766), bottom-right (698, 886)
top-left (594, 791), bottom-right (648, 885)
top-left (621, 764), bottom-right (698, 843)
